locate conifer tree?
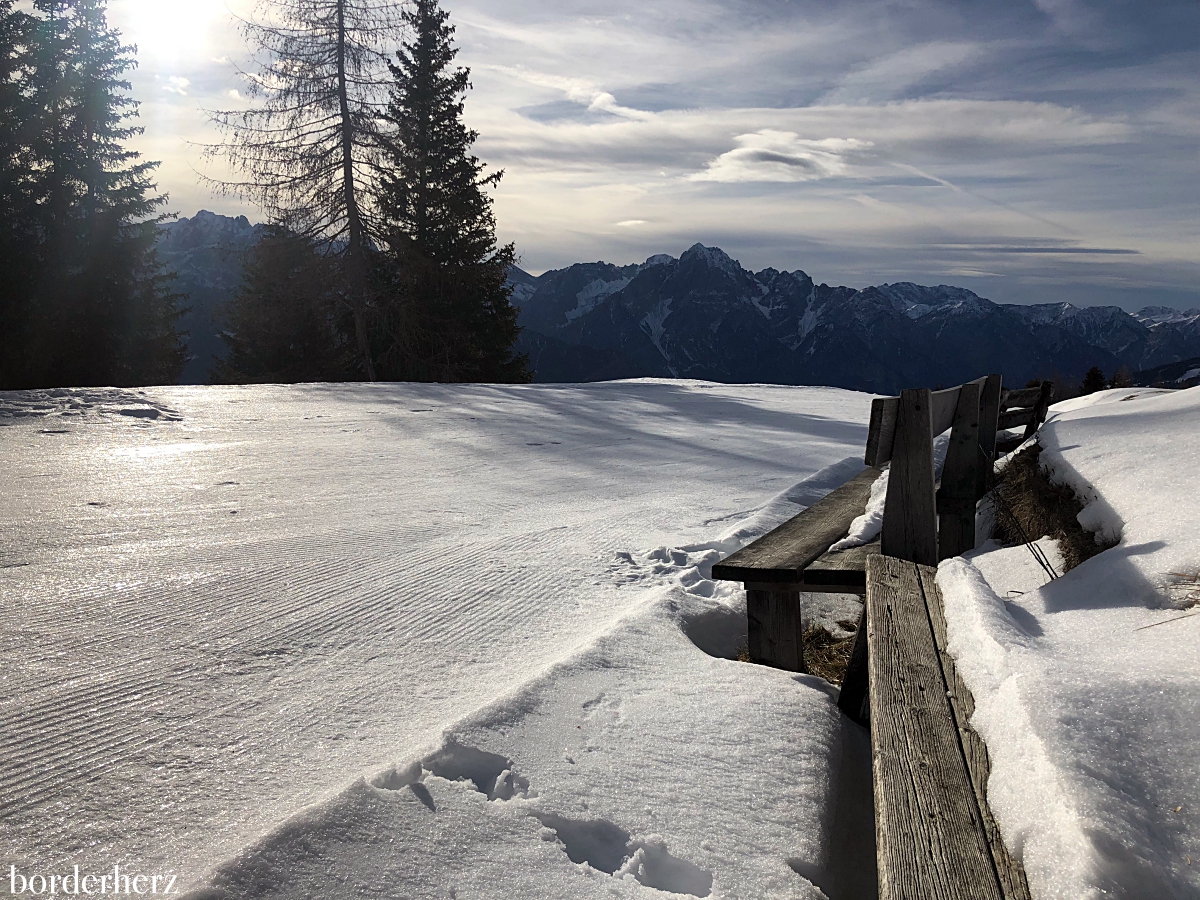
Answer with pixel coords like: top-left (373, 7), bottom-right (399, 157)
top-left (0, 1), bottom-right (36, 386)
top-left (206, 0), bottom-right (407, 382)
top-left (0, 0), bottom-right (184, 389)
top-left (213, 226), bottom-right (355, 383)
top-left (1081, 365), bottom-right (1108, 395)
top-left (376, 0), bottom-right (528, 383)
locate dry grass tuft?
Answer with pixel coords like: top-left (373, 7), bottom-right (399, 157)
top-left (802, 619), bottom-right (860, 685)
top-left (993, 444), bottom-right (1115, 572)
top-left (1166, 572), bottom-right (1200, 609)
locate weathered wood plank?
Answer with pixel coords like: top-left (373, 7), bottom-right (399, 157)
top-left (977, 374), bottom-right (1003, 500)
top-left (997, 407), bottom-right (1035, 430)
top-left (865, 397), bottom-right (899, 467)
top-left (880, 389), bottom-right (938, 566)
top-left (995, 434), bottom-right (1025, 456)
top-left (938, 382), bottom-right (981, 561)
top-left (865, 378), bottom-right (987, 467)
top-left (998, 385), bottom-right (1042, 410)
top-left (711, 467), bottom-right (882, 582)
top-left (837, 605), bottom-right (870, 723)
top-left (916, 567), bottom-right (1033, 900)
top-left (746, 588), bottom-right (805, 672)
top-left (1022, 380), bottom-right (1053, 441)
top-left (867, 555), bottom-right (1005, 900)
top-left (804, 540), bottom-right (880, 588)
top-left (743, 543), bottom-right (878, 595)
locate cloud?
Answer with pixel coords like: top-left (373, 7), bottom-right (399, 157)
top-left (821, 41), bottom-right (981, 104)
top-left (162, 76), bottom-right (190, 96)
top-left (689, 131), bottom-right (871, 183)
top-left (102, 0), bottom-right (1199, 310)
top-left (488, 65), bottom-right (654, 121)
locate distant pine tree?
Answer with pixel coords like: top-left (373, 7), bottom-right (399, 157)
top-left (0, 1), bottom-right (36, 386)
top-left (212, 227), bottom-right (355, 384)
top-left (1081, 366), bottom-right (1108, 395)
top-left (376, 0), bottom-right (528, 383)
top-left (1, 0), bottom-right (184, 389)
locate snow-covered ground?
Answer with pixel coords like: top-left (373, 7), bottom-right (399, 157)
top-left (939, 387), bottom-right (1200, 900)
top-left (0, 381), bottom-right (876, 899)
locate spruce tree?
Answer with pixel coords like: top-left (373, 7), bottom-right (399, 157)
top-left (212, 227), bottom-right (355, 384)
top-left (1080, 366), bottom-right (1108, 395)
top-left (1, 0), bottom-right (184, 389)
top-left (0, 1), bottom-right (36, 386)
top-left (377, 0), bottom-right (528, 383)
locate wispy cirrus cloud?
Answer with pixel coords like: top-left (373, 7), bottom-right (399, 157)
top-left (101, 0), bottom-right (1199, 310)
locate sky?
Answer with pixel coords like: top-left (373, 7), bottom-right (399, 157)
top-left (106, 0), bottom-right (1199, 310)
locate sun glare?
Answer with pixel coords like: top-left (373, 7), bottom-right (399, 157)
top-left (108, 0), bottom-right (235, 62)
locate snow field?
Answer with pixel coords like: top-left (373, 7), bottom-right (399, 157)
top-left (0, 381), bottom-right (876, 897)
top-left (938, 387), bottom-right (1200, 899)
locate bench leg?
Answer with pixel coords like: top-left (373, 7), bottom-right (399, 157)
top-left (746, 587), bottom-right (806, 673)
top-left (837, 605), bottom-right (870, 725)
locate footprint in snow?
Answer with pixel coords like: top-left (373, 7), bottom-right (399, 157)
top-left (371, 741), bottom-right (713, 897)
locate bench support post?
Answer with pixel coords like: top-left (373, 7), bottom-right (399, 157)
top-left (746, 586), bottom-right (806, 673)
top-left (881, 388), bottom-right (937, 566)
top-left (977, 374), bottom-right (1003, 500)
top-left (938, 382), bottom-right (982, 560)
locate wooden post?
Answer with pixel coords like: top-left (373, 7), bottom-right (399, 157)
top-left (937, 382), bottom-right (981, 560)
top-left (976, 374), bottom-right (1002, 500)
top-left (746, 586), bottom-right (805, 672)
top-left (837, 605), bottom-right (869, 724)
top-left (881, 388), bottom-right (937, 566)
top-left (1022, 380), bottom-right (1054, 442)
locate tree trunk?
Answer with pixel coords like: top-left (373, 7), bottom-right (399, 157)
top-left (335, 0), bottom-right (376, 382)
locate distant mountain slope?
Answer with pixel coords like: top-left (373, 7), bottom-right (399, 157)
top-left (158, 211), bottom-right (264, 384)
top-left (512, 245), bottom-right (1200, 393)
top-left (1132, 356), bottom-right (1200, 388)
top-left (155, 215), bottom-right (1200, 390)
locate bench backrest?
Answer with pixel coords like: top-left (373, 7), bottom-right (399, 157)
top-left (863, 375), bottom-right (1050, 565)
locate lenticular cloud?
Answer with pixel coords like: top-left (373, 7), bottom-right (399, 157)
top-left (688, 131), bottom-right (871, 183)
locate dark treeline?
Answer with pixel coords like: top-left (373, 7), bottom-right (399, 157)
top-left (207, 0), bottom-right (527, 385)
top-left (0, 0), bottom-right (184, 390)
top-left (0, 0), bottom-right (528, 390)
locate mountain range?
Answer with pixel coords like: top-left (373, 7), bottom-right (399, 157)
top-left (157, 212), bottom-right (1200, 392)
top-left (512, 244), bottom-right (1200, 393)
top-left (157, 210), bottom-right (265, 384)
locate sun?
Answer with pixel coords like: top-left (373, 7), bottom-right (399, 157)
top-left (107, 0), bottom-right (239, 63)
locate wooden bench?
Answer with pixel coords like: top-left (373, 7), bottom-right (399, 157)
top-left (868, 555), bottom-right (1031, 900)
top-left (712, 375), bottom-right (1051, 900)
top-left (710, 376), bottom-right (1052, 673)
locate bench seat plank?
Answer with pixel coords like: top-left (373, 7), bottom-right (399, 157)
top-left (917, 566), bottom-right (1032, 900)
top-left (867, 555), bottom-right (1006, 900)
top-left (711, 466), bottom-right (882, 583)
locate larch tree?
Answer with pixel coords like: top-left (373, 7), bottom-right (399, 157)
top-left (205, 0), bottom-right (407, 382)
top-left (376, 0), bottom-right (528, 383)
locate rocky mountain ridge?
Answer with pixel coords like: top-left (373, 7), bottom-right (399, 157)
top-left (514, 244), bottom-right (1200, 393)
top-left (154, 212), bottom-right (1200, 390)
